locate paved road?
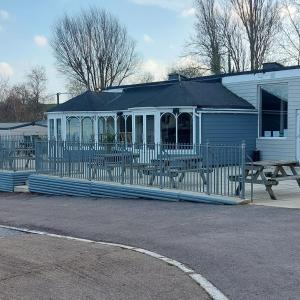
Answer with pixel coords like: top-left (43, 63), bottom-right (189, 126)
top-left (0, 230), bottom-right (208, 300)
top-left (0, 193), bottom-right (300, 300)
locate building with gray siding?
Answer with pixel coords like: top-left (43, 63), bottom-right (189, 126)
top-left (47, 62), bottom-right (300, 161)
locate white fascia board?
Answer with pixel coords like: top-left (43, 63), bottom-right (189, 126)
top-left (127, 106), bottom-right (197, 111)
top-left (197, 108), bottom-right (258, 114)
top-left (222, 68), bottom-right (300, 84)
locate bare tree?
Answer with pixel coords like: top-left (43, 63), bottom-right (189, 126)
top-left (26, 66), bottom-right (47, 120)
top-left (231, 0), bottom-right (280, 70)
top-left (190, 0), bottom-right (224, 74)
top-left (168, 65), bottom-right (204, 78)
top-left (279, 0), bottom-right (300, 65)
top-left (51, 7), bottom-right (139, 91)
top-left (221, 10), bottom-right (248, 72)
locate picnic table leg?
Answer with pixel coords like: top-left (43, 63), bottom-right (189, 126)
top-left (290, 166), bottom-right (300, 187)
top-left (149, 173), bottom-right (156, 185)
top-left (266, 185), bottom-right (277, 200)
top-left (178, 172), bottom-right (185, 182)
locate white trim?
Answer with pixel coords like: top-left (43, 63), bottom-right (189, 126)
top-left (0, 225), bottom-right (229, 300)
top-left (198, 110), bottom-right (257, 114)
top-left (257, 137), bottom-right (288, 140)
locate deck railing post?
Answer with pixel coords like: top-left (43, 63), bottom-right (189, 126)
top-left (159, 143), bottom-right (163, 189)
top-left (241, 141), bottom-right (246, 199)
top-left (206, 141), bottom-right (210, 195)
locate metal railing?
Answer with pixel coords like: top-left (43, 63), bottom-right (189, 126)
top-left (35, 140), bottom-right (248, 199)
top-left (0, 136), bottom-right (47, 171)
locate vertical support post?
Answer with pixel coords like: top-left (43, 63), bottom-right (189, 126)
top-left (241, 141), bottom-right (246, 199)
top-left (159, 143), bottom-right (163, 189)
top-left (206, 141), bottom-right (210, 195)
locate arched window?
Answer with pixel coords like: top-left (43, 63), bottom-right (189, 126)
top-left (178, 113), bottom-right (193, 144)
top-left (161, 113), bottom-right (176, 144)
top-left (67, 117), bottom-right (80, 141)
top-left (117, 115), bottom-right (126, 142)
top-left (98, 117), bottom-right (106, 142)
top-left (81, 117), bottom-right (94, 142)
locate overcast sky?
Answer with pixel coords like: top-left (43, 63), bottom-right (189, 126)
top-left (0, 0), bottom-right (195, 101)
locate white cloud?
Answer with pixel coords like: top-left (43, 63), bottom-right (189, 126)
top-left (181, 7), bottom-right (196, 18)
top-left (140, 59), bottom-right (167, 81)
top-left (0, 10), bottom-right (9, 20)
top-left (34, 35), bottom-right (48, 47)
top-left (143, 34), bottom-right (154, 44)
top-left (0, 62), bottom-right (13, 79)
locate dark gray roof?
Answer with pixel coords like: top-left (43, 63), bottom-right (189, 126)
top-left (49, 80), bottom-right (254, 113)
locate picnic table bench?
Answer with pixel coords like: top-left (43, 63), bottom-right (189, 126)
top-left (231, 160), bottom-right (300, 200)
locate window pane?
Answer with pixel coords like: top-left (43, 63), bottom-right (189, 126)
top-left (49, 119), bottom-right (54, 139)
top-left (178, 113), bottom-right (192, 144)
top-left (82, 117), bottom-right (94, 142)
top-left (126, 116), bottom-right (132, 144)
top-left (161, 113), bottom-right (176, 144)
top-left (98, 117), bottom-right (106, 142)
top-left (106, 117), bottom-right (115, 135)
top-left (117, 116), bottom-right (126, 142)
top-left (67, 117), bottom-right (80, 141)
top-left (56, 119), bottom-right (62, 140)
top-left (146, 115), bottom-right (154, 145)
top-left (135, 115), bottom-right (143, 144)
top-left (260, 84), bottom-right (288, 137)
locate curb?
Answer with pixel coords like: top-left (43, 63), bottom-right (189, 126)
top-left (0, 225), bottom-right (229, 300)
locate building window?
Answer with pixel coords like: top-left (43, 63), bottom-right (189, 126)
top-left (178, 113), bottom-right (193, 144)
top-left (49, 119), bottom-right (54, 139)
top-left (56, 119), bottom-right (62, 140)
top-left (260, 84), bottom-right (288, 137)
top-left (81, 117), bottom-right (94, 142)
top-left (161, 113), bottom-right (176, 144)
top-left (146, 115), bottom-right (155, 145)
top-left (126, 115), bottom-right (132, 144)
top-left (106, 116), bottom-right (115, 135)
top-left (98, 117), bottom-right (106, 142)
top-left (67, 117), bottom-right (80, 141)
top-left (117, 115), bottom-right (126, 142)
top-left (135, 115), bottom-right (143, 144)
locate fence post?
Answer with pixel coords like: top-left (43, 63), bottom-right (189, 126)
top-left (240, 141), bottom-right (246, 199)
top-left (206, 141), bottom-right (210, 195)
top-left (159, 144), bottom-right (163, 189)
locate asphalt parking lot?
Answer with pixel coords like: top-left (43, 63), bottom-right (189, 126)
top-left (0, 192), bottom-right (300, 299)
top-left (0, 227), bottom-right (208, 300)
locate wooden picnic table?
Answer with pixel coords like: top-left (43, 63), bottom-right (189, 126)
top-left (147, 154), bottom-right (207, 188)
top-left (89, 152), bottom-right (142, 181)
top-left (236, 160), bottom-right (300, 200)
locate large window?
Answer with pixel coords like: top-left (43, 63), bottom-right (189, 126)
top-left (67, 117), bottom-right (80, 141)
top-left (117, 115), bottom-right (126, 142)
top-left (178, 113), bottom-right (193, 144)
top-left (260, 84), bottom-right (288, 137)
top-left (161, 113), bottom-right (176, 144)
top-left (106, 116), bottom-right (115, 135)
top-left (98, 117), bottom-right (106, 142)
top-left (146, 115), bottom-right (155, 145)
top-left (135, 115), bottom-right (143, 144)
top-left (126, 115), bottom-right (132, 144)
top-left (81, 117), bottom-right (94, 142)
top-left (49, 119), bottom-right (54, 139)
top-left (56, 119), bottom-right (62, 140)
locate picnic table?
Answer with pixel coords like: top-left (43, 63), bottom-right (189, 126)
top-left (235, 160), bottom-right (300, 200)
top-left (146, 154), bottom-right (208, 188)
top-left (89, 151), bottom-right (143, 181)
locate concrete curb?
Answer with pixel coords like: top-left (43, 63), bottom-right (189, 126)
top-left (0, 225), bottom-right (229, 300)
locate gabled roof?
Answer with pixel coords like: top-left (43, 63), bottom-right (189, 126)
top-left (48, 80), bottom-right (254, 113)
